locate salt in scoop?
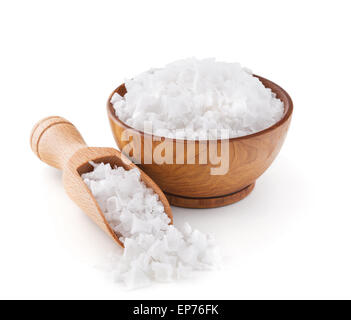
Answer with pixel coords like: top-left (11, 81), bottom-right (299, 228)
top-left (30, 116), bottom-right (173, 247)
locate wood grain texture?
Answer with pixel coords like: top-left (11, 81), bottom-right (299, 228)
top-left (30, 117), bottom-right (173, 248)
top-left (30, 116), bottom-right (87, 169)
top-left (107, 75), bottom-right (293, 208)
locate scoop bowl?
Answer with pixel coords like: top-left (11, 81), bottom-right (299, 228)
top-left (30, 116), bottom-right (173, 247)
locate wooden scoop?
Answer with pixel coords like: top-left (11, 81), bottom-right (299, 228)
top-left (30, 116), bottom-right (173, 248)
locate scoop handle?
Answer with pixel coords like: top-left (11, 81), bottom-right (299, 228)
top-left (30, 116), bottom-right (87, 169)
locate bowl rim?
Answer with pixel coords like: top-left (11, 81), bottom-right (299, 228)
top-left (107, 75), bottom-right (293, 142)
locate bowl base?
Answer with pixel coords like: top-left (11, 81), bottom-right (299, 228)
top-left (165, 182), bottom-right (255, 209)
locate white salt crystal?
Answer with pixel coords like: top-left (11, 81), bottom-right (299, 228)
top-left (178, 245), bottom-right (198, 265)
top-left (106, 196), bottom-right (119, 212)
top-left (110, 92), bottom-right (123, 104)
top-left (111, 58), bottom-right (285, 139)
top-left (82, 162), bottom-right (220, 289)
top-left (181, 222), bottom-right (192, 237)
top-left (151, 262), bottom-right (173, 282)
top-left (130, 215), bottom-right (153, 235)
top-left (123, 265), bottom-right (151, 290)
top-left (123, 238), bottom-right (143, 260)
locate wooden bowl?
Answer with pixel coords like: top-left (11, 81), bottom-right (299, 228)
top-left (107, 75), bottom-right (293, 208)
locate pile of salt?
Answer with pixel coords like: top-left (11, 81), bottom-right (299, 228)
top-left (111, 58), bottom-right (284, 140)
top-left (82, 162), bottom-right (220, 289)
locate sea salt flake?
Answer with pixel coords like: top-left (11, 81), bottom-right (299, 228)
top-left (151, 262), bottom-right (174, 282)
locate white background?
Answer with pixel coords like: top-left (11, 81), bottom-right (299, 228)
top-left (1, 0), bottom-right (350, 299)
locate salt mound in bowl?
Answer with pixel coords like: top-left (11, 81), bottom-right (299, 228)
top-left (111, 58), bottom-right (284, 140)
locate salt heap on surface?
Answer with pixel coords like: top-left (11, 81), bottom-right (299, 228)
top-left (82, 162), bottom-right (220, 289)
top-left (111, 58), bottom-right (284, 139)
